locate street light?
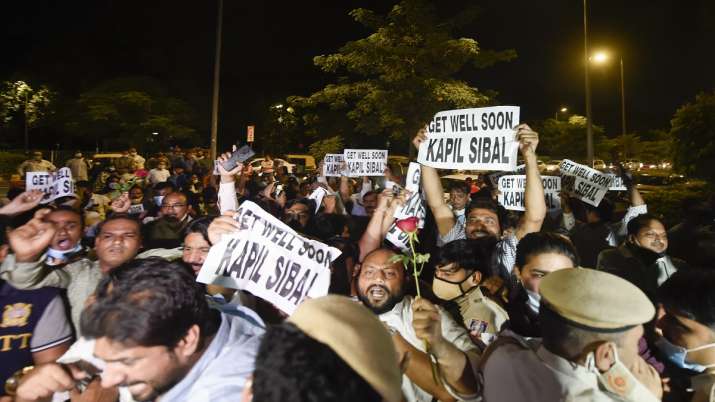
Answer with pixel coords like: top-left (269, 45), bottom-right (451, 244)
top-left (555, 107), bottom-right (568, 121)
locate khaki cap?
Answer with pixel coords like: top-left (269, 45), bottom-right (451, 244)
top-left (540, 268), bottom-right (655, 331)
top-left (288, 295), bottom-right (402, 402)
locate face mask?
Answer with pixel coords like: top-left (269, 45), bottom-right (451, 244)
top-left (432, 276), bottom-right (473, 301)
top-left (453, 208), bottom-right (465, 218)
top-left (587, 343), bottom-right (660, 400)
top-left (655, 337), bottom-right (715, 372)
top-left (108, 182), bottom-right (120, 190)
top-left (154, 195), bottom-right (165, 207)
top-left (525, 288), bottom-right (541, 313)
top-left (47, 244), bottom-right (83, 263)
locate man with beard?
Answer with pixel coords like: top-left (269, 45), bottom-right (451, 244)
top-left (414, 124), bottom-right (546, 280)
top-left (356, 247), bottom-right (480, 402)
top-left (1, 212), bottom-right (142, 334)
top-left (14, 258), bottom-right (263, 402)
top-left (597, 213), bottom-right (689, 302)
top-left (44, 206), bottom-right (86, 267)
top-left (143, 192), bottom-right (193, 249)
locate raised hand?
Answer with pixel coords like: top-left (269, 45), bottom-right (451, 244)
top-left (515, 124), bottom-right (539, 157)
top-left (9, 209), bottom-right (57, 263)
top-left (412, 126), bottom-right (429, 150)
top-left (207, 211), bottom-right (241, 245)
top-left (0, 190), bottom-right (44, 216)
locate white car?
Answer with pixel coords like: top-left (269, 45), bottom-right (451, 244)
top-left (249, 158), bottom-right (295, 174)
top-left (592, 159), bottom-right (606, 170)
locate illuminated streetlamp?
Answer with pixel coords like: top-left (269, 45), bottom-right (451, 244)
top-left (590, 50), bottom-right (628, 155)
top-left (555, 107), bottom-right (568, 121)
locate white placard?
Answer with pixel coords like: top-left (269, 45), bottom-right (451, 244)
top-left (404, 162), bottom-right (421, 193)
top-left (308, 186), bottom-right (328, 213)
top-left (393, 191), bottom-right (427, 229)
top-left (322, 153), bottom-right (346, 177)
top-left (607, 174), bottom-right (627, 191)
top-left (197, 201), bottom-right (341, 315)
top-left (343, 149), bottom-right (388, 177)
top-left (127, 203), bottom-right (145, 215)
top-left (559, 160), bottom-right (614, 207)
top-left (26, 167), bottom-right (74, 203)
top-left (497, 175), bottom-right (561, 212)
top-left (488, 163), bottom-right (526, 187)
top-left (417, 106), bottom-right (520, 171)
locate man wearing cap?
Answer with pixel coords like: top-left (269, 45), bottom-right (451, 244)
top-left (17, 152), bottom-right (56, 177)
top-left (357, 247), bottom-right (480, 402)
top-left (243, 295), bottom-right (403, 402)
top-left (65, 151), bottom-right (88, 181)
top-left (480, 268), bottom-right (663, 401)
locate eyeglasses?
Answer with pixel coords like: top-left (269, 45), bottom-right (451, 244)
top-left (161, 203), bottom-right (186, 209)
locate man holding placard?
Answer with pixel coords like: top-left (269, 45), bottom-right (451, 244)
top-left (413, 118), bottom-right (546, 279)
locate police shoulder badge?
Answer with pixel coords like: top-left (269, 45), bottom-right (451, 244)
top-left (1, 303), bottom-right (32, 328)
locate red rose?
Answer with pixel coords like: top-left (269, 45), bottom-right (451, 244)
top-left (396, 217), bottom-right (419, 233)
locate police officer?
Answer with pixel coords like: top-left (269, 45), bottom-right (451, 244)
top-left (480, 268), bottom-right (663, 401)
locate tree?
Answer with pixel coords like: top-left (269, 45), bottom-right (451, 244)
top-left (0, 80), bottom-right (54, 150)
top-left (288, 0), bottom-right (516, 150)
top-left (66, 77), bottom-right (200, 151)
top-left (671, 90), bottom-right (715, 179)
top-left (536, 115), bottom-right (607, 161)
top-left (308, 136), bottom-right (345, 162)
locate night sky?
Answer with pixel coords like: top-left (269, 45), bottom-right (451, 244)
top-left (2, 0), bottom-right (713, 147)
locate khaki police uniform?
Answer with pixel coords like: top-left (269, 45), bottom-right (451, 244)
top-left (480, 268), bottom-right (660, 402)
top-left (455, 287), bottom-right (509, 344)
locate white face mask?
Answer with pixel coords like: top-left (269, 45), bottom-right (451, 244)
top-left (586, 343), bottom-right (660, 400)
top-left (154, 195), bottom-right (165, 207)
top-left (525, 288), bottom-right (541, 314)
top-left (46, 244), bottom-right (83, 263)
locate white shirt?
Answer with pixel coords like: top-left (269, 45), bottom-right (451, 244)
top-left (379, 296), bottom-right (480, 402)
top-left (148, 168), bottom-right (171, 184)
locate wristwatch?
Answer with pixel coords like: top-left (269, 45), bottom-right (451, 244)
top-left (4, 365), bottom-right (34, 396)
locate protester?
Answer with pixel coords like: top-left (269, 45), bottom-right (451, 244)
top-left (1, 212), bottom-right (142, 333)
top-left (505, 232), bottom-right (579, 337)
top-left (597, 213), bottom-right (689, 302)
top-left (356, 247), bottom-right (480, 402)
top-left (14, 258), bottom-right (263, 402)
top-left (414, 124), bottom-right (546, 280)
top-left (657, 269), bottom-right (715, 402)
top-left (147, 160), bottom-right (171, 185)
top-left (17, 151), bottom-right (56, 176)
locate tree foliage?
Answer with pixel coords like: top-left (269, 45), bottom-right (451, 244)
top-left (66, 77), bottom-right (200, 151)
top-left (289, 0), bottom-right (516, 148)
top-left (670, 91), bottom-right (715, 180)
top-left (308, 136), bottom-right (345, 162)
top-left (0, 80), bottom-right (54, 128)
top-left (536, 116), bottom-right (607, 161)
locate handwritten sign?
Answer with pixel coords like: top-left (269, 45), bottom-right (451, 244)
top-left (497, 175), bottom-right (561, 211)
top-left (559, 160), bottom-right (614, 207)
top-left (26, 167), bottom-right (74, 203)
top-left (322, 153), bottom-right (346, 177)
top-left (197, 201), bottom-right (341, 315)
top-left (343, 149), bottom-right (388, 177)
top-left (417, 106), bottom-right (520, 171)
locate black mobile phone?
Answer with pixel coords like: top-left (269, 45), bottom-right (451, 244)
top-left (222, 145), bottom-right (255, 171)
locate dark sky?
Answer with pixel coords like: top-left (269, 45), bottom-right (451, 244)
top-left (2, 0), bottom-right (713, 147)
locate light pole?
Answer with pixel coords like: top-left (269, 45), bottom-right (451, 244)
top-left (583, 0), bottom-right (594, 166)
top-left (209, 0), bottom-right (224, 162)
top-left (590, 51), bottom-right (628, 156)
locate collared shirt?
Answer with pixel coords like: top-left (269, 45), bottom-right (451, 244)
top-left (379, 296), bottom-right (480, 402)
top-left (455, 287), bottom-right (509, 344)
top-left (440, 223), bottom-right (519, 279)
top-left (160, 313), bottom-right (263, 402)
top-left (481, 333), bottom-right (657, 402)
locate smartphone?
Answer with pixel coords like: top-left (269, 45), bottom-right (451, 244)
top-left (221, 145), bottom-right (256, 171)
top-left (273, 184), bottom-right (284, 198)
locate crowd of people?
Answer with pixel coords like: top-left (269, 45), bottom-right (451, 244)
top-left (1, 124), bottom-right (715, 402)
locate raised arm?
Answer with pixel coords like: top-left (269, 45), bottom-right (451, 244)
top-left (413, 128), bottom-right (455, 236)
top-left (514, 124), bottom-right (546, 240)
top-left (358, 190), bottom-right (393, 261)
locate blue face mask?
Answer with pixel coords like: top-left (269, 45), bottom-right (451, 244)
top-left (655, 337), bottom-right (715, 372)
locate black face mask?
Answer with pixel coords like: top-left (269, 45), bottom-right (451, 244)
top-left (627, 241), bottom-right (664, 265)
